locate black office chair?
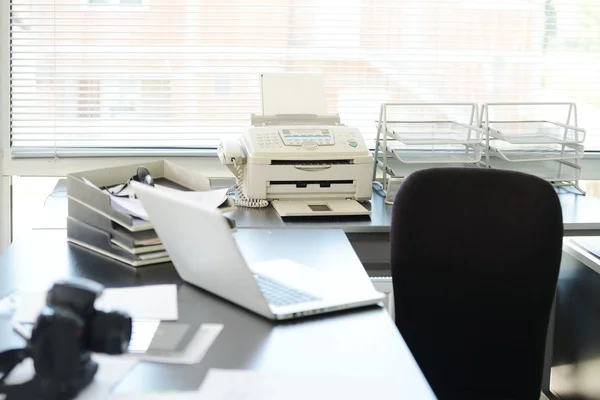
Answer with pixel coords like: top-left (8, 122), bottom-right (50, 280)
top-left (390, 168), bottom-right (563, 400)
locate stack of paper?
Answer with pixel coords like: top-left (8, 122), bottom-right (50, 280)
top-left (75, 180), bottom-right (233, 266)
top-left (67, 167), bottom-right (235, 268)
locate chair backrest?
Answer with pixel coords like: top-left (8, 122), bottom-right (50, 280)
top-left (391, 168), bottom-right (563, 400)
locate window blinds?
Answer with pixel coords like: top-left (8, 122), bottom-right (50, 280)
top-left (9, 0), bottom-right (600, 156)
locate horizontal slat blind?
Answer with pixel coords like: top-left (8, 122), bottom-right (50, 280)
top-left (9, 0), bottom-right (600, 156)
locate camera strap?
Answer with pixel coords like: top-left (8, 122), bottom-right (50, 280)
top-left (0, 347), bottom-right (30, 385)
top-left (0, 347), bottom-right (41, 400)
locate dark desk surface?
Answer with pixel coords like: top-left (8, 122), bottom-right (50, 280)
top-left (0, 229), bottom-right (434, 397)
top-left (229, 190), bottom-right (600, 236)
top-left (36, 180), bottom-right (600, 236)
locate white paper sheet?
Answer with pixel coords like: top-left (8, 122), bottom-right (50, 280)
top-left (137, 251), bottom-right (169, 261)
top-left (128, 323), bottom-right (223, 365)
top-left (12, 284), bottom-right (179, 324)
top-left (4, 354), bottom-right (138, 400)
top-left (108, 184), bottom-right (230, 221)
top-left (153, 186), bottom-right (230, 210)
top-left (196, 369), bottom-right (437, 400)
top-left (111, 196), bottom-right (150, 220)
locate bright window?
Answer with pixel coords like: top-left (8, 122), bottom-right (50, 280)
top-left (9, 0), bottom-right (600, 156)
top-left (84, 0), bottom-right (146, 6)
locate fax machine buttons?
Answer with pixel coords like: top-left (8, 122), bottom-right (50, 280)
top-left (302, 140), bottom-right (319, 150)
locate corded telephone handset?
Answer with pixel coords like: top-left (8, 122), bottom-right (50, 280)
top-left (217, 138), bottom-right (269, 208)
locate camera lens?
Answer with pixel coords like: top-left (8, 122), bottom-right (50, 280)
top-left (88, 311), bottom-right (132, 355)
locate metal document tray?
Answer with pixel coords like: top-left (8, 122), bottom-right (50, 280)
top-left (486, 121), bottom-right (585, 144)
top-left (386, 143), bottom-right (482, 164)
top-left (487, 142), bottom-right (584, 162)
top-left (385, 121), bottom-right (483, 145)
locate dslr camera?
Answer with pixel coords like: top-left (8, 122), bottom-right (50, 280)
top-left (1, 278), bottom-right (132, 400)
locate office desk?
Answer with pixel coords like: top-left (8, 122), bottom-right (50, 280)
top-left (227, 191), bottom-right (600, 273)
top-left (549, 238), bottom-right (600, 399)
top-left (34, 179), bottom-right (600, 273)
top-left (0, 229), bottom-right (434, 396)
top-left (228, 190), bottom-right (600, 236)
top-left (39, 180), bottom-right (600, 236)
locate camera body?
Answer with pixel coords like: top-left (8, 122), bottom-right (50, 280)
top-left (28, 278), bottom-right (132, 400)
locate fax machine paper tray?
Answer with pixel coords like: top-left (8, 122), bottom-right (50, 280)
top-left (271, 199), bottom-right (371, 217)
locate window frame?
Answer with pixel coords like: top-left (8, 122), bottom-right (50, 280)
top-left (1, 0), bottom-right (11, 252)
top-left (3, 1), bottom-right (600, 168)
top-left (3, 0), bottom-right (600, 251)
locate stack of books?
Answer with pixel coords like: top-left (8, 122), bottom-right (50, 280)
top-left (66, 160), bottom-right (235, 267)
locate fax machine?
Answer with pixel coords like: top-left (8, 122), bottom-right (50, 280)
top-left (218, 114), bottom-right (373, 217)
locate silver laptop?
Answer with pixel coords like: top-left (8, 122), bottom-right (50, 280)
top-left (132, 182), bottom-right (385, 320)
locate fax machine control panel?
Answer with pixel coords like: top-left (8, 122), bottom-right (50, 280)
top-left (279, 128), bottom-right (334, 146)
top-left (249, 126), bottom-right (362, 151)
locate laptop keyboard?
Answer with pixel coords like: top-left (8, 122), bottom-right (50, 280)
top-left (255, 274), bottom-right (320, 306)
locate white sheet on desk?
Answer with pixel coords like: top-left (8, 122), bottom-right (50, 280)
top-left (4, 354), bottom-right (137, 399)
top-left (126, 323), bottom-right (223, 365)
top-left (196, 369), bottom-right (437, 400)
top-left (12, 284), bottom-right (178, 324)
top-left (108, 184), bottom-right (230, 221)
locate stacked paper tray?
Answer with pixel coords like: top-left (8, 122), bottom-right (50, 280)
top-left (67, 217), bottom-right (170, 267)
top-left (376, 157), bottom-right (480, 179)
top-left (386, 142), bottom-right (482, 164)
top-left (385, 121), bottom-right (483, 145)
top-left (481, 103), bottom-right (585, 190)
top-left (374, 103), bottom-right (485, 192)
top-left (66, 160), bottom-right (235, 267)
top-left (487, 141), bottom-right (584, 162)
top-left (487, 121), bottom-right (586, 144)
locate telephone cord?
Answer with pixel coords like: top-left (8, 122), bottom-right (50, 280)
top-left (232, 160), bottom-right (269, 208)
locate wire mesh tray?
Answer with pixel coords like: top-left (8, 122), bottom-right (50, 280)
top-left (384, 121), bottom-right (483, 145)
top-left (488, 158), bottom-right (581, 182)
top-left (486, 121), bottom-right (585, 144)
top-left (376, 158), bottom-right (479, 179)
top-left (487, 142), bottom-right (584, 162)
top-left (386, 143), bottom-right (482, 164)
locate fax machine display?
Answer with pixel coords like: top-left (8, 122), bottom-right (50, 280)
top-left (280, 128), bottom-right (334, 146)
